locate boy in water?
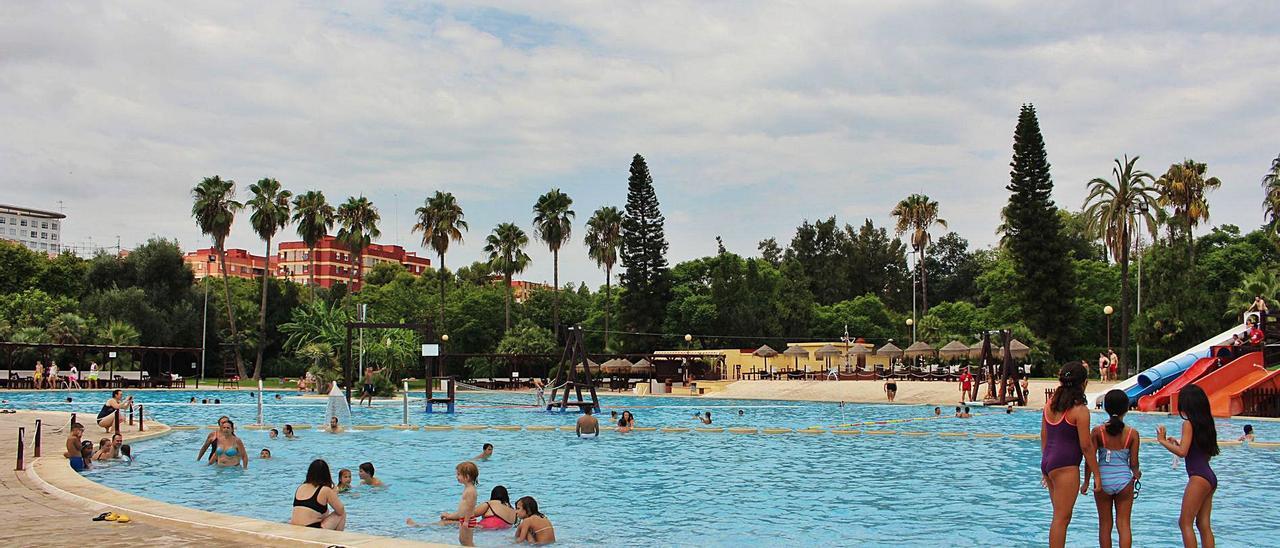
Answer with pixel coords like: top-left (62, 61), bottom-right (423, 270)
top-left (576, 407), bottom-right (599, 438)
top-left (360, 366), bottom-right (383, 408)
top-left (359, 462), bottom-right (385, 487)
top-left (406, 462), bottom-right (479, 546)
top-left (64, 422), bottom-right (86, 471)
top-left (473, 443), bottom-right (493, 461)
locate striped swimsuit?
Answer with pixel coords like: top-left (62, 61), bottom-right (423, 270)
top-left (1096, 426), bottom-right (1135, 495)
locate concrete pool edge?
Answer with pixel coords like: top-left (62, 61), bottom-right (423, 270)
top-left (25, 420), bottom-right (453, 547)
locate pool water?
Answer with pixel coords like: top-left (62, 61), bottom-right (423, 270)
top-left (7, 389), bottom-right (1280, 546)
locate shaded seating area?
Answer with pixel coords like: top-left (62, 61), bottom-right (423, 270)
top-left (1, 342), bottom-right (198, 389)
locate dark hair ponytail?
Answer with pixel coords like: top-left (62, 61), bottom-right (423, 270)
top-left (1052, 361), bottom-right (1088, 414)
top-left (1177, 385), bottom-right (1220, 457)
top-left (1102, 389), bottom-right (1128, 436)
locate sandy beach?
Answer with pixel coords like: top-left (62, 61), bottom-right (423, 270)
top-left (708, 379), bottom-right (1121, 408)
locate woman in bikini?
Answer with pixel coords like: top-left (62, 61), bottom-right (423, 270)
top-left (197, 416), bottom-right (231, 463)
top-left (468, 485), bottom-right (518, 530)
top-left (1040, 361), bottom-right (1101, 548)
top-left (213, 419), bottom-right (248, 469)
top-left (290, 459), bottom-right (346, 530)
top-left (514, 496), bottom-right (555, 545)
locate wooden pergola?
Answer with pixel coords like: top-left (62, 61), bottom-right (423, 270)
top-left (0, 341), bottom-right (200, 388)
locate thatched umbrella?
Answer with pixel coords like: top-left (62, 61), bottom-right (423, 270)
top-left (814, 344), bottom-right (842, 370)
top-left (875, 342), bottom-right (903, 357)
top-left (629, 359), bottom-right (654, 378)
top-left (904, 341), bottom-right (936, 358)
top-left (968, 341), bottom-right (984, 360)
top-left (939, 340), bottom-right (970, 361)
top-left (752, 345), bottom-right (778, 373)
top-left (574, 359), bottom-right (599, 373)
top-left (602, 358), bottom-right (632, 376)
top-left (1009, 339), bottom-right (1031, 360)
top-left (848, 343), bottom-right (871, 369)
top-left (783, 345), bottom-right (810, 372)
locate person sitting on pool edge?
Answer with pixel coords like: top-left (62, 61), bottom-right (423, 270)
top-left (290, 459), bottom-right (346, 530)
top-left (337, 469), bottom-right (353, 492)
top-left (576, 407), bottom-right (599, 438)
top-left (260, 448), bottom-right (272, 459)
top-left (474, 443), bottom-right (494, 461)
top-left (514, 496), bottom-right (556, 545)
top-left (359, 462), bottom-right (385, 487)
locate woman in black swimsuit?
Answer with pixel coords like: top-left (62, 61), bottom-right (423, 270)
top-left (289, 459), bottom-right (346, 530)
top-left (884, 381), bottom-right (898, 402)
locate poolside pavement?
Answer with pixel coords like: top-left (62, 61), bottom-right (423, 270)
top-left (0, 409), bottom-right (451, 547)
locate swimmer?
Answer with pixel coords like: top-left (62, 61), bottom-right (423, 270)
top-left (66, 397), bottom-right (73, 403)
top-left (213, 419), bottom-right (248, 469)
top-left (110, 433), bottom-right (124, 459)
top-left (934, 407), bottom-right (941, 417)
top-left (1007, 404), bottom-right (1014, 415)
top-left (269, 428), bottom-right (279, 440)
top-left (214, 398), bottom-right (221, 404)
top-left (198, 416), bottom-right (232, 462)
top-left (284, 424), bottom-right (297, 439)
top-left (738, 409), bottom-right (744, 417)
top-left (407, 462), bottom-right (479, 546)
top-left (618, 410), bottom-right (635, 433)
top-left (120, 444), bottom-right (132, 463)
top-left (1239, 424), bottom-right (1255, 442)
top-left (64, 423), bottom-right (85, 471)
top-left (79, 441), bottom-right (94, 470)
top-left (189, 397), bottom-right (197, 403)
top-left (337, 469), bottom-right (352, 493)
top-left (275, 394), bottom-right (283, 400)
top-left (92, 437), bottom-right (113, 461)
top-left (359, 462), bottom-right (384, 487)
top-left (468, 486), bottom-right (517, 530)
top-left (327, 416), bottom-right (342, 433)
top-left (954, 406), bottom-right (962, 418)
top-left (514, 496), bottom-right (556, 545)
top-left (700, 411), bottom-right (713, 425)
top-left (474, 443), bottom-right (494, 461)
top-left (1086, 389), bottom-right (1140, 548)
top-left (1040, 361), bottom-right (1099, 548)
top-left (576, 407), bottom-right (599, 438)
top-left (260, 448), bottom-right (272, 459)
top-left (201, 399), bottom-right (208, 404)
top-left (961, 406), bottom-right (972, 418)
top-left (1156, 385), bottom-right (1219, 548)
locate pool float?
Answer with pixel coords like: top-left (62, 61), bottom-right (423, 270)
top-left (632, 426), bottom-right (657, 432)
top-left (352, 425), bottom-right (384, 431)
top-left (243, 424), bottom-right (271, 430)
top-left (727, 427), bottom-right (757, 434)
top-left (524, 425), bottom-right (554, 431)
top-left (1251, 441), bottom-right (1280, 449)
top-left (937, 432), bottom-right (968, 438)
top-left (421, 425), bottom-right (454, 431)
top-left (389, 425), bottom-right (419, 431)
top-left (972, 432), bottom-right (1001, 438)
top-left (291, 424), bottom-right (313, 430)
top-left (694, 427), bottom-right (724, 433)
top-left (493, 425), bottom-right (521, 431)
top-left (899, 431), bottom-right (928, 436)
top-left (831, 430), bottom-right (860, 435)
top-left (796, 428), bottom-right (826, 434)
top-left (1007, 433), bottom-right (1038, 440)
top-left (761, 428), bottom-right (792, 434)
top-left (660, 427), bottom-right (690, 433)
top-left (863, 430), bottom-right (896, 435)
top-left (458, 425), bottom-right (488, 431)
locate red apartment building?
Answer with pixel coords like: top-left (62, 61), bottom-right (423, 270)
top-left (184, 248), bottom-right (268, 280)
top-left (276, 236), bottom-right (431, 290)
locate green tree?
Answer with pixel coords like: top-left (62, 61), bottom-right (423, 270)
top-left (845, 219), bottom-right (911, 310)
top-left (0, 241), bottom-right (44, 294)
top-left (757, 237), bottom-right (782, 266)
top-left (786, 217), bottom-right (849, 305)
top-left (1003, 104), bottom-right (1075, 358)
top-left (584, 206), bottom-right (623, 350)
top-left (39, 252), bottom-right (87, 299)
top-left (1227, 267), bottom-right (1280, 318)
top-left (1083, 155), bottom-right (1160, 374)
top-left (336, 196), bottom-right (380, 292)
top-left (1263, 154), bottom-right (1280, 243)
top-left (247, 177), bottom-right (292, 379)
top-left (414, 191), bottom-right (468, 335)
top-left (921, 232), bottom-right (980, 304)
top-left (891, 194), bottom-right (947, 313)
top-left (619, 154), bottom-right (672, 350)
top-left (1155, 159), bottom-right (1221, 264)
top-left (100, 319), bottom-right (141, 346)
top-left (191, 175), bottom-right (246, 377)
top-left (484, 223), bottom-right (531, 331)
top-left (47, 312), bottom-right (92, 344)
top-left (532, 189), bottom-right (574, 337)
top-left (292, 190), bottom-right (335, 289)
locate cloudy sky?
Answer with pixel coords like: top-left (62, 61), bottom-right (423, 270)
top-left (3, 1), bottom-right (1278, 285)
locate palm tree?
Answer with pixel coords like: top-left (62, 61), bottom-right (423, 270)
top-left (292, 191), bottom-right (335, 290)
top-left (1226, 267), bottom-right (1280, 319)
top-left (890, 193), bottom-right (946, 313)
top-left (1263, 154), bottom-right (1280, 241)
top-left (584, 206), bottom-right (623, 350)
top-left (46, 313), bottom-right (89, 344)
top-left (191, 175), bottom-right (246, 377)
top-left (247, 177), bottom-right (292, 379)
top-left (413, 191), bottom-right (468, 334)
top-left (1154, 159), bottom-right (1221, 263)
top-left (1083, 155), bottom-right (1161, 376)
top-left (335, 196), bottom-right (380, 292)
top-left (532, 189), bottom-right (575, 336)
top-left (484, 223), bottom-right (531, 331)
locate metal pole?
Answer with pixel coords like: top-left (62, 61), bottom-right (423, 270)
top-left (200, 273), bottom-right (209, 388)
top-left (1136, 235), bottom-right (1142, 376)
top-left (15, 427), bottom-right (24, 471)
top-left (257, 379), bottom-right (264, 425)
top-left (33, 419), bottom-right (42, 458)
top-left (911, 255), bottom-right (917, 344)
top-left (402, 380), bottom-right (409, 425)
top-left (139, 405), bottom-right (145, 431)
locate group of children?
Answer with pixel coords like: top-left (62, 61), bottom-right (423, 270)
top-left (63, 422), bottom-right (132, 472)
top-left (31, 360), bottom-right (101, 389)
top-left (1042, 361), bottom-right (1220, 548)
top-left (405, 460), bottom-right (556, 546)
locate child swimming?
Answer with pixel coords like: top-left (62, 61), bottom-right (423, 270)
top-left (337, 469), bottom-right (352, 493)
top-left (1086, 389), bottom-right (1140, 548)
top-left (1040, 361), bottom-right (1100, 548)
top-left (1157, 385), bottom-right (1219, 548)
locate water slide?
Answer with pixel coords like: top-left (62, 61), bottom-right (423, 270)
top-left (1170, 352), bottom-right (1269, 417)
top-left (1135, 356), bottom-right (1218, 412)
top-left (1089, 323), bottom-right (1244, 407)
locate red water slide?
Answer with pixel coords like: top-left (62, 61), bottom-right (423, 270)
top-left (1172, 352), bottom-right (1265, 417)
top-left (1137, 356), bottom-right (1218, 412)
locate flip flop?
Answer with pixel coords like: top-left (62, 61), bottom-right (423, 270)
top-left (115, 515), bottom-right (131, 523)
top-left (104, 512), bottom-right (120, 522)
top-left (92, 512), bottom-right (111, 521)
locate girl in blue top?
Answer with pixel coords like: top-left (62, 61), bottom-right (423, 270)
top-left (1084, 389), bottom-right (1141, 548)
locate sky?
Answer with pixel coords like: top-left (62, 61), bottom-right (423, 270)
top-left (3, 1), bottom-right (1278, 287)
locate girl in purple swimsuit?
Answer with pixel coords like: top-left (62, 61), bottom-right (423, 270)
top-left (1157, 384), bottom-right (1219, 548)
top-left (1040, 361), bottom-right (1100, 548)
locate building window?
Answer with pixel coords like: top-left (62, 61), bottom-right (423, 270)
top-left (51, 244), bottom-right (59, 252)
top-left (41, 221), bottom-right (48, 229)
top-left (30, 230), bottom-right (37, 238)
top-left (20, 219), bottom-right (27, 226)
top-left (0, 217), bottom-right (5, 224)
top-left (51, 222), bottom-right (58, 230)
top-left (50, 234), bottom-right (56, 241)
top-left (41, 232), bottom-right (47, 239)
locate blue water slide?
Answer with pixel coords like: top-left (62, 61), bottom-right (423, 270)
top-left (1092, 324), bottom-right (1243, 407)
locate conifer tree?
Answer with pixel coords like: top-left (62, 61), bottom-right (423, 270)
top-left (619, 154), bottom-right (672, 349)
top-left (1004, 105), bottom-right (1076, 357)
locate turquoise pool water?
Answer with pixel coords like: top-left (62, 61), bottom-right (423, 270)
top-left (7, 389), bottom-right (1280, 546)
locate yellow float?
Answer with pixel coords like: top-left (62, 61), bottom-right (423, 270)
top-left (493, 425), bottom-right (521, 431)
top-left (727, 427), bottom-right (757, 434)
top-left (352, 425), bottom-right (384, 431)
top-left (761, 428), bottom-right (792, 434)
top-left (389, 425), bottom-right (419, 431)
top-left (458, 425), bottom-right (488, 431)
top-left (421, 425), bottom-right (454, 431)
top-left (831, 430), bottom-right (860, 435)
top-left (525, 425), bottom-right (555, 431)
top-left (695, 427), bottom-right (724, 433)
top-left (661, 427), bottom-right (690, 433)
top-left (862, 430), bottom-right (896, 435)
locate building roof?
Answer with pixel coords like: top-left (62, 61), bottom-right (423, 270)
top-left (0, 204), bottom-right (66, 219)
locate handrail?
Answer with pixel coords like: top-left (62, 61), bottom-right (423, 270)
top-left (15, 426), bottom-right (25, 471)
top-left (114, 409), bottom-right (121, 435)
top-left (33, 419), bottom-right (42, 458)
top-left (138, 405), bottom-right (145, 432)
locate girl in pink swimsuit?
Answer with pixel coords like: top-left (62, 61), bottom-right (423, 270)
top-left (1040, 361), bottom-right (1100, 548)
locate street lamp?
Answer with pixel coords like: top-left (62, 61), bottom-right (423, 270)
top-left (1130, 201), bottom-right (1149, 375)
top-left (1104, 305), bottom-right (1115, 350)
top-left (200, 254), bottom-right (215, 387)
top-left (906, 318), bottom-right (915, 344)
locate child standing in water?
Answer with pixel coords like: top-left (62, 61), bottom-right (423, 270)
top-left (1157, 385), bottom-right (1219, 548)
top-left (1086, 389), bottom-right (1141, 548)
top-left (1040, 361), bottom-right (1100, 548)
top-left (407, 461), bottom-right (479, 546)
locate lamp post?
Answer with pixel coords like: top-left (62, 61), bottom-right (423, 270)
top-left (199, 254), bottom-right (214, 387)
top-left (1104, 305), bottom-right (1114, 350)
top-left (906, 318), bottom-right (915, 344)
top-left (1130, 201), bottom-right (1148, 376)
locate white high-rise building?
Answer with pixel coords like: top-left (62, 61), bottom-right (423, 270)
top-left (0, 204), bottom-right (66, 254)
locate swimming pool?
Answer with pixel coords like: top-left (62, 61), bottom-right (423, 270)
top-left (8, 389), bottom-right (1280, 546)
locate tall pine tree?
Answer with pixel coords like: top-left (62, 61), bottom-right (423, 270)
top-left (1004, 104), bottom-right (1076, 358)
top-left (619, 154), bottom-right (672, 351)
